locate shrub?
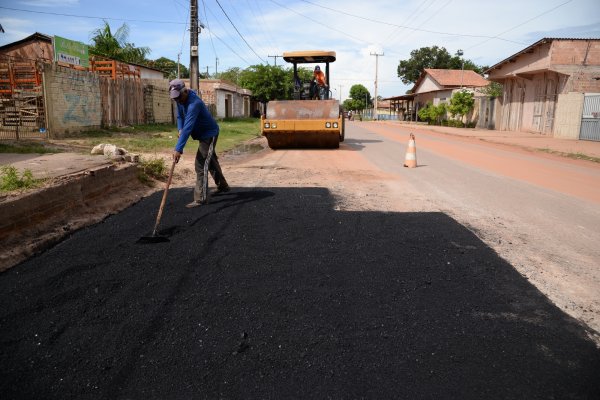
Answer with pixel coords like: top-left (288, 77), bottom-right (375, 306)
top-left (418, 102), bottom-right (447, 125)
top-left (448, 90), bottom-right (475, 123)
top-left (0, 166), bottom-right (42, 192)
top-left (137, 157), bottom-right (166, 185)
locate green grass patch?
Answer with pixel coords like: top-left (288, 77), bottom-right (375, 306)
top-left (538, 148), bottom-right (600, 163)
top-left (137, 157), bottom-right (167, 186)
top-left (217, 118), bottom-right (261, 152)
top-left (48, 120), bottom-right (260, 155)
top-left (0, 142), bottom-right (63, 154)
top-left (0, 166), bottom-right (43, 192)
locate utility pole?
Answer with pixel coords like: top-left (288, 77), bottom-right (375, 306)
top-left (205, 66), bottom-right (211, 78)
top-left (456, 49), bottom-right (464, 89)
top-left (370, 51), bottom-right (384, 120)
top-left (177, 52), bottom-right (181, 79)
top-left (268, 55), bottom-right (282, 66)
top-left (215, 57), bottom-right (219, 76)
top-left (190, 0), bottom-right (199, 91)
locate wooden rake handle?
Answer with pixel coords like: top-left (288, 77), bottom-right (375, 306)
top-left (152, 160), bottom-right (177, 236)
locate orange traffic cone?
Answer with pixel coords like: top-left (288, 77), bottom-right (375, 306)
top-left (403, 133), bottom-right (417, 168)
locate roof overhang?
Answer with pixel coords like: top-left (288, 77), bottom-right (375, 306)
top-left (383, 94), bottom-right (415, 101)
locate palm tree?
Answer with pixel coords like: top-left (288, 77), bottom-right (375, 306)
top-left (89, 21), bottom-right (150, 64)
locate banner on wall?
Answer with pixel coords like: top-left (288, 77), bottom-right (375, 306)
top-left (53, 35), bottom-right (89, 68)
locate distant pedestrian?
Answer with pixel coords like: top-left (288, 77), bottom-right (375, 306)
top-left (170, 79), bottom-right (229, 208)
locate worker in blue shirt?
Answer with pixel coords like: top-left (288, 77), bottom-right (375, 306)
top-left (170, 79), bottom-right (229, 208)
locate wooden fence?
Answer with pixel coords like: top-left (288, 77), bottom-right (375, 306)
top-left (0, 57), bottom-right (46, 139)
top-left (100, 77), bottom-right (145, 127)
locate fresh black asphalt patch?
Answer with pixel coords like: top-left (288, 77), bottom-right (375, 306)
top-left (1, 187), bottom-right (599, 399)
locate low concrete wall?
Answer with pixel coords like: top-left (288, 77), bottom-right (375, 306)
top-left (0, 163), bottom-right (143, 271)
top-left (43, 63), bottom-right (102, 137)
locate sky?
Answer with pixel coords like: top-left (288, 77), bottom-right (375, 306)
top-left (1, 0), bottom-right (599, 100)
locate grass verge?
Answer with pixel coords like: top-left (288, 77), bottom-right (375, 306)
top-left (53, 119), bottom-right (261, 154)
top-left (538, 148), bottom-right (600, 163)
top-left (0, 142), bottom-right (63, 154)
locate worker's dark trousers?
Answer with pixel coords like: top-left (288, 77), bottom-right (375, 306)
top-left (194, 136), bottom-right (227, 202)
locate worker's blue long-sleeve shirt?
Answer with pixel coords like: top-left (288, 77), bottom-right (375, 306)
top-left (174, 90), bottom-right (219, 153)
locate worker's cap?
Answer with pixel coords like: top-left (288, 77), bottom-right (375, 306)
top-left (169, 79), bottom-right (185, 99)
top-left (314, 65), bottom-right (320, 71)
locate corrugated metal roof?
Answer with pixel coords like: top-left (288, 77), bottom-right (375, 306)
top-left (0, 32), bottom-right (52, 51)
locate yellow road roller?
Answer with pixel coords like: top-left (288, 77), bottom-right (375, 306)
top-left (261, 50), bottom-right (345, 149)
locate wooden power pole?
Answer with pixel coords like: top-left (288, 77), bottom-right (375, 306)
top-left (190, 0), bottom-right (199, 91)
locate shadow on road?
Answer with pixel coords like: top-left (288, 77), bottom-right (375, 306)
top-left (342, 137), bottom-right (383, 151)
top-left (1, 186), bottom-right (599, 399)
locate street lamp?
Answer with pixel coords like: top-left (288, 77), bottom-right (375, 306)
top-left (456, 49), bottom-right (464, 89)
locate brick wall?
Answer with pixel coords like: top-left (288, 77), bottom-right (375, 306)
top-left (43, 63), bottom-right (102, 138)
top-left (553, 92), bottom-right (584, 139)
top-left (142, 79), bottom-right (173, 124)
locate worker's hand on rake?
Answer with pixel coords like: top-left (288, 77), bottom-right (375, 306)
top-left (172, 150), bottom-right (182, 163)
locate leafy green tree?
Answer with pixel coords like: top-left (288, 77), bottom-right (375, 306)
top-left (89, 21), bottom-right (150, 64)
top-left (236, 65), bottom-right (315, 103)
top-left (238, 64), bottom-right (290, 103)
top-left (215, 67), bottom-right (242, 85)
top-left (477, 82), bottom-right (503, 98)
top-left (348, 84), bottom-right (371, 109)
top-left (148, 57), bottom-right (189, 80)
top-left (397, 46), bottom-right (486, 85)
top-left (342, 98), bottom-right (359, 111)
top-left (448, 90), bottom-right (475, 122)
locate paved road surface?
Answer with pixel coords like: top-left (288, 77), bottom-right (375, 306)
top-left (1, 178), bottom-right (599, 398)
top-left (347, 122), bottom-right (600, 334)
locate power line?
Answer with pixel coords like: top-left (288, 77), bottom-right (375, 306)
top-left (466, 0), bottom-right (574, 50)
top-left (248, 0), bottom-right (279, 55)
top-left (201, 0), bottom-right (218, 59)
top-left (268, 0), bottom-right (368, 45)
top-left (268, 55), bottom-right (282, 66)
top-left (0, 5), bottom-right (186, 25)
top-left (204, 26), bottom-right (252, 66)
top-left (395, 0), bottom-right (453, 43)
top-left (214, 0), bottom-right (266, 63)
top-left (203, 1), bottom-right (248, 57)
top-left (296, 0), bottom-right (526, 45)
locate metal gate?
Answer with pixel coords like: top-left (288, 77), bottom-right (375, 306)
top-left (580, 94), bottom-right (600, 141)
top-left (0, 57), bottom-right (47, 140)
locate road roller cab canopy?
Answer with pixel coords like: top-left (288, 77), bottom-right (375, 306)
top-left (282, 51), bottom-right (336, 64)
top-left (284, 51), bottom-right (336, 96)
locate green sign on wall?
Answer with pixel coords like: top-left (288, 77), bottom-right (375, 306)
top-left (54, 35), bottom-right (89, 68)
